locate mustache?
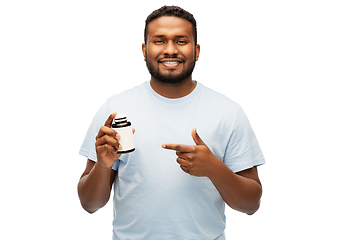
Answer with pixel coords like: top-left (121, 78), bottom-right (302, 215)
top-left (158, 55), bottom-right (186, 62)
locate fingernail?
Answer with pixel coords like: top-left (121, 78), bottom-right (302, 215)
top-left (116, 133), bottom-right (120, 139)
top-left (162, 144), bottom-right (166, 148)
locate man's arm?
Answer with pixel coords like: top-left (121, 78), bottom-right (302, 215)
top-left (78, 159), bottom-right (117, 213)
top-left (210, 165), bottom-right (262, 215)
top-left (162, 128), bottom-right (262, 215)
top-left (77, 113), bottom-right (122, 213)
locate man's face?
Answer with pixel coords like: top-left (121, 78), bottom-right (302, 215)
top-left (142, 16), bottom-right (200, 85)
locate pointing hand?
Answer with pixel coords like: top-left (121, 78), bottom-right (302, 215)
top-left (162, 128), bottom-right (222, 177)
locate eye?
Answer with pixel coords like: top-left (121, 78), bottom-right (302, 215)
top-left (177, 40), bottom-right (187, 45)
top-left (154, 40), bottom-right (165, 44)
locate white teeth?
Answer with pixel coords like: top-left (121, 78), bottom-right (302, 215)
top-left (164, 61), bottom-right (178, 64)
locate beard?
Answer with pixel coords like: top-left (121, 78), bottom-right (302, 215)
top-left (145, 52), bottom-right (196, 85)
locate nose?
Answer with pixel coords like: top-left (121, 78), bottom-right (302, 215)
top-left (163, 41), bottom-right (178, 55)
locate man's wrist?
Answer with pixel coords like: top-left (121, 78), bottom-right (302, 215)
top-left (207, 156), bottom-right (231, 181)
top-left (95, 160), bottom-right (114, 171)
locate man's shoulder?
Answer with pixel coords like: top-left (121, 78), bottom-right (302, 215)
top-left (108, 81), bottom-right (148, 102)
top-left (199, 82), bottom-right (240, 109)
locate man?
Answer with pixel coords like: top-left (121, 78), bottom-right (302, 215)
top-left (78, 6), bottom-right (265, 240)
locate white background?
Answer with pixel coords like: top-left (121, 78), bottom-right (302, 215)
top-left (1, 0), bottom-right (359, 239)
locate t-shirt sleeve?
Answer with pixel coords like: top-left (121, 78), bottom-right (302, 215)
top-left (78, 100), bottom-right (120, 171)
top-left (223, 106), bottom-right (265, 173)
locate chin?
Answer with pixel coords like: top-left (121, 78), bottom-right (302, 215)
top-left (155, 75), bottom-right (188, 85)
top-left (147, 65), bottom-right (195, 86)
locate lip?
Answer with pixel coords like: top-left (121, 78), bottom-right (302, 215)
top-left (159, 58), bottom-right (183, 69)
top-left (159, 58), bottom-right (183, 63)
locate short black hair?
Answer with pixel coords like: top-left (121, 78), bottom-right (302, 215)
top-left (144, 6), bottom-right (197, 45)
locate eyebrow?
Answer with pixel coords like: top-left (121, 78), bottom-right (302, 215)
top-left (150, 35), bottom-right (165, 39)
top-left (175, 35), bottom-right (190, 39)
top-left (151, 34), bottom-right (190, 39)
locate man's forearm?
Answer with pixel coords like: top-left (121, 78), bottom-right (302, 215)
top-left (78, 162), bottom-right (114, 213)
top-left (209, 162), bottom-right (262, 215)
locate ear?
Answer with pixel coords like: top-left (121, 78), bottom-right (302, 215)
top-left (195, 44), bottom-right (200, 61)
top-left (142, 43), bottom-right (146, 61)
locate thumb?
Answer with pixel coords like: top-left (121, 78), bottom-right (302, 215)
top-left (192, 128), bottom-right (206, 146)
top-left (104, 112), bottom-right (117, 128)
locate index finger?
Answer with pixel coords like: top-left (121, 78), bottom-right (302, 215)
top-left (162, 144), bottom-right (194, 153)
top-left (104, 112), bottom-right (117, 128)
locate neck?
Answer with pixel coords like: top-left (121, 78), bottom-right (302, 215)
top-left (150, 77), bottom-right (197, 99)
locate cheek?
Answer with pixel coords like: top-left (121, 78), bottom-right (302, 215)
top-left (182, 47), bottom-right (196, 61)
top-left (146, 45), bottom-right (162, 58)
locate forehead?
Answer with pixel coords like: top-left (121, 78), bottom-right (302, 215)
top-left (147, 16), bottom-right (193, 39)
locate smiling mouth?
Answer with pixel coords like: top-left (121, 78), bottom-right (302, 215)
top-left (159, 58), bottom-right (183, 69)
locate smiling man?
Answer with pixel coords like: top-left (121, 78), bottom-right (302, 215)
top-left (78, 6), bottom-right (265, 240)
top-left (143, 15), bottom-right (199, 87)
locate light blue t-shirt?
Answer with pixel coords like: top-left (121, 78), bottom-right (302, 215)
top-left (79, 81), bottom-right (265, 240)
